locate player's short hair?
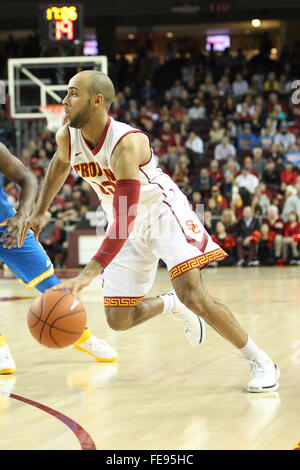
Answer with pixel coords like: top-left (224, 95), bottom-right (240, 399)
top-left (87, 71), bottom-right (115, 110)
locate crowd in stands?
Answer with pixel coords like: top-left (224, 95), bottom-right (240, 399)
top-left (1, 33), bottom-right (300, 267)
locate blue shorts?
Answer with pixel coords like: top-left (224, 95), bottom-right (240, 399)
top-left (0, 227), bottom-right (60, 292)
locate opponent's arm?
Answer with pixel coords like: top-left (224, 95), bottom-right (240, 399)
top-left (0, 142), bottom-right (37, 248)
top-left (51, 132), bottom-right (150, 294)
top-left (26, 125), bottom-right (71, 239)
top-left (33, 125), bottom-right (71, 216)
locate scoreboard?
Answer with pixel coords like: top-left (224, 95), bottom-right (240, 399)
top-left (39, 4), bottom-right (84, 43)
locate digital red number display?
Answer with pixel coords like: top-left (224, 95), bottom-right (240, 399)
top-left (55, 20), bottom-right (74, 40)
top-left (40, 4), bottom-right (83, 43)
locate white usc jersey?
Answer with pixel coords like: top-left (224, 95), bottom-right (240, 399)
top-left (67, 116), bottom-right (227, 298)
top-left (67, 116), bottom-right (184, 223)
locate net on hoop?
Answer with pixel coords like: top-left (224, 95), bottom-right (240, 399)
top-left (40, 105), bottom-right (65, 133)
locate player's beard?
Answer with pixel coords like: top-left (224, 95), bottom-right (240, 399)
top-left (68, 99), bottom-right (92, 128)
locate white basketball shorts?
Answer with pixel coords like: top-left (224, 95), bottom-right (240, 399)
top-left (102, 189), bottom-right (228, 308)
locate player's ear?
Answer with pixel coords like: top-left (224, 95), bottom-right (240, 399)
top-left (94, 93), bottom-right (104, 106)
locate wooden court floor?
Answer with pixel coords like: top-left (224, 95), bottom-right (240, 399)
top-left (0, 266), bottom-right (299, 450)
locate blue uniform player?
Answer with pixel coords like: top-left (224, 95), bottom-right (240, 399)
top-left (0, 142), bottom-right (117, 374)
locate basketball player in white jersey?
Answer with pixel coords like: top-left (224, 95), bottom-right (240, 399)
top-left (22, 70), bottom-right (279, 392)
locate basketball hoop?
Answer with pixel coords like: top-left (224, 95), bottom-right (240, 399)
top-left (40, 104), bottom-right (65, 133)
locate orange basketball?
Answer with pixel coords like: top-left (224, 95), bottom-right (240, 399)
top-left (27, 290), bottom-right (87, 348)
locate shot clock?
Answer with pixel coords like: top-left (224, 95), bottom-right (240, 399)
top-left (39, 4), bottom-right (84, 43)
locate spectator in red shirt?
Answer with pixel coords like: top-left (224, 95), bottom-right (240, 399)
top-left (209, 160), bottom-right (224, 184)
top-left (283, 211), bottom-right (300, 264)
top-left (262, 205), bottom-right (284, 259)
top-left (280, 162), bottom-right (298, 186)
top-left (267, 92), bottom-right (288, 115)
top-left (152, 138), bottom-right (165, 159)
top-left (144, 98), bottom-right (160, 121)
top-left (159, 121), bottom-right (176, 148)
top-left (139, 106), bottom-right (154, 124)
top-left (170, 98), bottom-right (187, 121)
top-left (211, 221), bottom-right (236, 266)
top-left (256, 224), bottom-right (276, 266)
top-left (30, 157), bottom-right (44, 178)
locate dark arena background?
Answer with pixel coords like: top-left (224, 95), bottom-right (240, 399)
top-left (0, 0), bottom-right (300, 453)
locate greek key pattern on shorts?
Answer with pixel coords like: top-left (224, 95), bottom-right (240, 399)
top-left (104, 296), bottom-right (144, 307)
top-left (169, 248), bottom-right (228, 280)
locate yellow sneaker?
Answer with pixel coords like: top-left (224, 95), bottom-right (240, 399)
top-left (0, 335), bottom-right (16, 374)
top-left (72, 328), bottom-right (118, 362)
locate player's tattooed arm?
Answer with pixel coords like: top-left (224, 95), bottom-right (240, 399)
top-left (24, 125), bottom-right (71, 241)
top-left (0, 142), bottom-right (37, 248)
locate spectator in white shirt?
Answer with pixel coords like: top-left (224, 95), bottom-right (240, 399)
top-left (232, 73), bottom-right (249, 96)
top-left (185, 131), bottom-right (204, 154)
top-left (274, 122), bottom-right (296, 151)
top-left (187, 98), bottom-right (206, 120)
top-left (235, 167), bottom-right (259, 194)
top-left (214, 135), bottom-right (236, 161)
top-left (282, 185), bottom-right (300, 221)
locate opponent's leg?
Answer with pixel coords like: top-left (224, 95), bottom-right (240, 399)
top-left (0, 229), bottom-right (118, 363)
top-left (172, 268), bottom-right (279, 392)
top-left (0, 334), bottom-right (16, 374)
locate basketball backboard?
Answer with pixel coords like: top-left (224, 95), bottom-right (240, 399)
top-left (8, 55), bottom-right (108, 120)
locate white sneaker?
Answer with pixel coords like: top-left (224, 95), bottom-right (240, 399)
top-left (170, 290), bottom-right (206, 346)
top-left (0, 336), bottom-right (16, 374)
top-left (237, 259), bottom-right (246, 267)
top-left (247, 350), bottom-right (280, 393)
top-left (72, 335), bottom-right (118, 362)
top-left (248, 260), bottom-right (260, 267)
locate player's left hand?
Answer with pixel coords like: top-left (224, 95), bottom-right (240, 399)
top-left (0, 214), bottom-right (29, 249)
top-left (48, 274), bottom-right (94, 295)
top-left (48, 259), bottom-right (104, 295)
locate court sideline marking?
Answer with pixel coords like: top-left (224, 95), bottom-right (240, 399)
top-left (9, 393), bottom-right (96, 450)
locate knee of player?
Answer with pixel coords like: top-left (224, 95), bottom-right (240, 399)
top-left (105, 308), bottom-right (132, 331)
top-left (175, 280), bottom-right (206, 315)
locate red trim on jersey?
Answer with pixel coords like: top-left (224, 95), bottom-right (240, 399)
top-left (110, 130), bottom-right (152, 167)
top-left (81, 116), bottom-right (111, 155)
top-left (139, 167), bottom-right (209, 253)
top-left (139, 151), bottom-right (153, 168)
top-left (66, 126), bottom-right (71, 162)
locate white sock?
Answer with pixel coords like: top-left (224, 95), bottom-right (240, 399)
top-left (159, 292), bottom-right (176, 313)
top-left (239, 336), bottom-right (260, 361)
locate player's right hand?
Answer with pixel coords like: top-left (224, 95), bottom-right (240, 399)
top-left (22, 213), bottom-right (44, 244)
